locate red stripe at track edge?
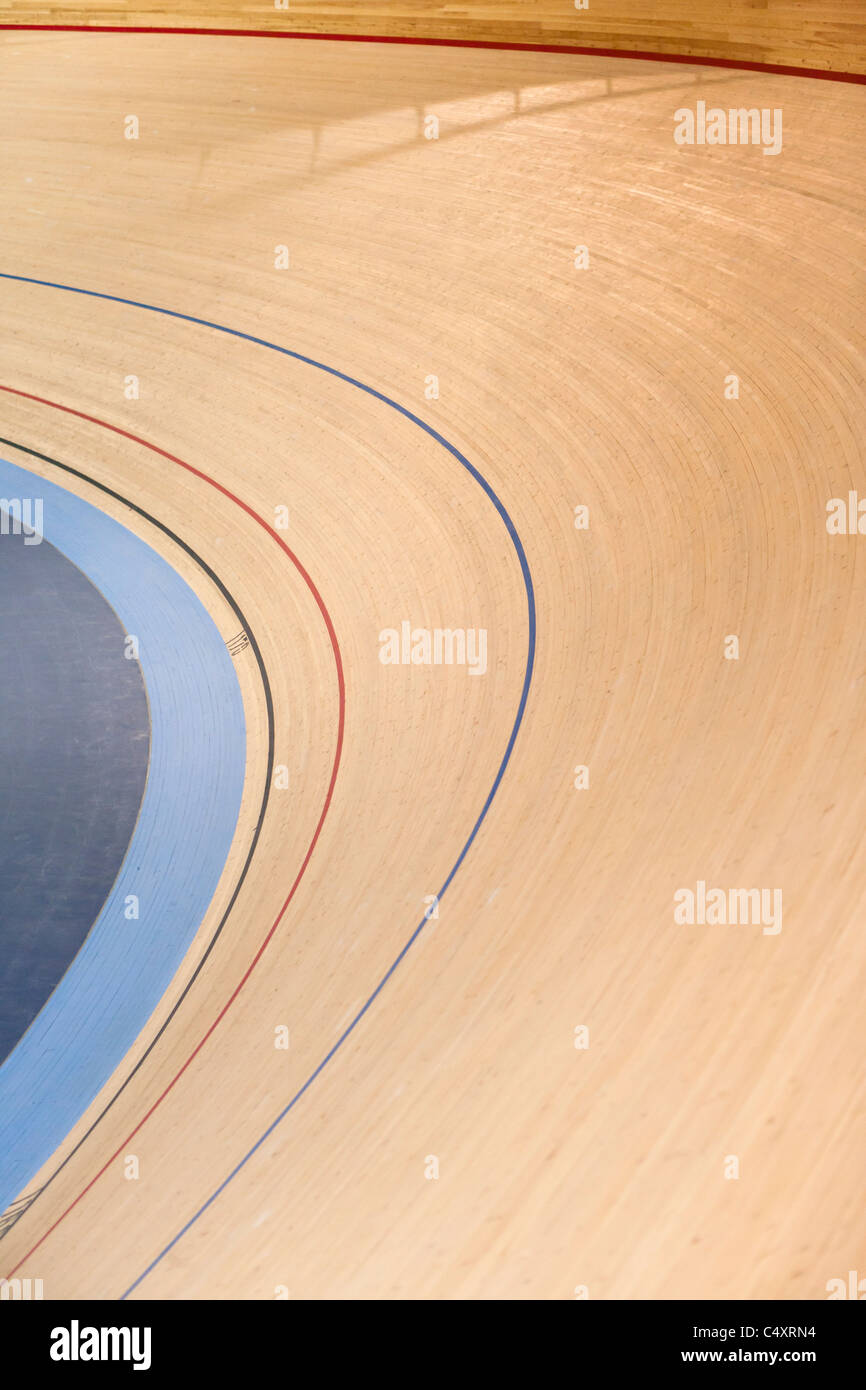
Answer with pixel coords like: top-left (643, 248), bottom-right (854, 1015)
top-left (0, 383), bottom-right (345, 1278)
top-left (0, 24), bottom-right (862, 83)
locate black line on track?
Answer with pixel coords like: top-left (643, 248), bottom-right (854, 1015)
top-left (0, 432), bottom-right (275, 1240)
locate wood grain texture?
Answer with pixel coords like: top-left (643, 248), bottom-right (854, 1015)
top-left (0, 0), bottom-right (865, 74)
top-left (0, 31), bottom-right (864, 1299)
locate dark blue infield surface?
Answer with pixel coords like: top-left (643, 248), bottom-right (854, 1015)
top-left (0, 511), bottom-right (150, 1065)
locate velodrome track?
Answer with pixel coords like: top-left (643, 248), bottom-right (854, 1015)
top-left (0, 27), bottom-right (864, 1300)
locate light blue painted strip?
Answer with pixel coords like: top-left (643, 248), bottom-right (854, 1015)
top-left (0, 457), bottom-right (247, 1213)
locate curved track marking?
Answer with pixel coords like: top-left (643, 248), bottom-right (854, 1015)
top-left (0, 450), bottom-right (246, 1213)
top-left (0, 23), bottom-right (862, 84)
top-left (0, 421), bottom-right (276, 1240)
top-left (0, 273), bottom-right (536, 1298)
top-left (0, 398), bottom-right (345, 1274)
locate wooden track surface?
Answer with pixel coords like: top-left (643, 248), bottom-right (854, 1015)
top-left (0, 30), bottom-right (865, 1300)
top-left (2, 0), bottom-right (866, 73)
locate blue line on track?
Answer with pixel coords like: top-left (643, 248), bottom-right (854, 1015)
top-left (0, 271), bottom-right (536, 1297)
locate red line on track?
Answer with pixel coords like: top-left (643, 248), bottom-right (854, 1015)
top-left (0, 383), bottom-right (346, 1276)
top-left (0, 23), bottom-right (862, 83)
